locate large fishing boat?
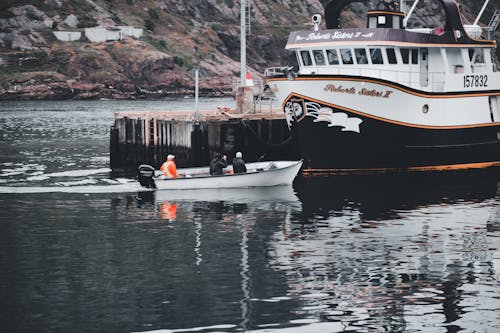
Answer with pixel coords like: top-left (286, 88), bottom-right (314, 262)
top-left (265, 0), bottom-right (500, 173)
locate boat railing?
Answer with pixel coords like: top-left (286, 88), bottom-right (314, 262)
top-left (253, 94), bottom-right (278, 114)
top-left (264, 66), bottom-right (295, 78)
top-left (231, 78), bottom-right (264, 96)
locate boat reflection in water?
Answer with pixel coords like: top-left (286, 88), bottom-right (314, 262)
top-left (270, 170), bottom-right (500, 332)
top-left (138, 185), bottom-right (301, 221)
top-left (294, 169), bottom-right (500, 222)
top-left (136, 184), bottom-right (304, 332)
top-left (152, 185), bottom-right (300, 204)
top-left (134, 171), bottom-right (500, 332)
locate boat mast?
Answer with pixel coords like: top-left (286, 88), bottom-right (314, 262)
top-left (403, 0), bottom-right (420, 27)
top-left (474, 0), bottom-right (490, 25)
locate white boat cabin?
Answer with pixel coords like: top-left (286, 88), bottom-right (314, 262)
top-left (283, 5), bottom-right (499, 93)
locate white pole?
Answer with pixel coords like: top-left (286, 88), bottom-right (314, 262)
top-left (240, 0), bottom-right (246, 87)
top-left (474, 0), bottom-right (490, 25)
top-left (195, 68), bottom-right (200, 120)
top-left (403, 0), bottom-right (420, 27)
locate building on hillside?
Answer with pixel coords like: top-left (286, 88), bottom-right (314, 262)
top-left (53, 31), bottom-right (81, 42)
top-left (117, 26), bottom-right (143, 39)
top-left (84, 26), bottom-right (143, 42)
top-left (85, 27), bottom-right (122, 42)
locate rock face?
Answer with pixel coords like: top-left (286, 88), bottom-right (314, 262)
top-left (0, 39), bottom-right (198, 100)
top-left (0, 0), bottom-right (498, 100)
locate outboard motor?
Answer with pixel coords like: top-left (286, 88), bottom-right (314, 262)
top-left (138, 164), bottom-right (156, 188)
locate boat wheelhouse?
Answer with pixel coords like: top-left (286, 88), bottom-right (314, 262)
top-left (265, 0), bottom-right (500, 173)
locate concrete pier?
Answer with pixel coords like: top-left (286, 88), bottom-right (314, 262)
top-left (110, 106), bottom-right (298, 171)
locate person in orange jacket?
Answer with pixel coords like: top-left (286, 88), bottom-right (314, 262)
top-left (160, 154), bottom-right (178, 178)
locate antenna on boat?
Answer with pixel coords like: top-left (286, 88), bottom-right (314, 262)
top-left (403, 0), bottom-right (420, 27)
top-left (474, 0), bottom-right (490, 25)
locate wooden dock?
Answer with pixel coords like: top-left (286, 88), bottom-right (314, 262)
top-left (110, 106), bottom-right (298, 171)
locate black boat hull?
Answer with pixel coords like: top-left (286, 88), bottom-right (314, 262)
top-left (287, 97), bottom-right (500, 173)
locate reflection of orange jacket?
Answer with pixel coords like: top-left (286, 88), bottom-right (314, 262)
top-left (160, 202), bottom-right (177, 220)
top-left (160, 160), bottom-right (177, 178)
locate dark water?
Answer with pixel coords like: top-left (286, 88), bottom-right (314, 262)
top-left (1, 100), bottom-right (499, 333)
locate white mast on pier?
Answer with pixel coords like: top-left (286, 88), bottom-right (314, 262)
top-left (194, 67), bottom-right (200, 121)
top-left (236, 0), bottom-right (253, 114)
top-left (240, 0), bottom-right (247, 86)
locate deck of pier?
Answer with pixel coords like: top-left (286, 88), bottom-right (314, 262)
top-left (114, 107), bottom-right (285, 121)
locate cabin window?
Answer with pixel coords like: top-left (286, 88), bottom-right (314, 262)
top-left (295, 51), bottom-right (302, 68)
top-left (401, 48), bottom-right (409, 64)
top-left (301, 50), bottom-right (312, 66)
top-left (368, 17), bottom-right (377, 28)
top-left (392, 16), bottom-right (400, 29)
top-left (370, 48), bottom-right (383, 64)
top-left (468, 49), bottom-right (474, 61)
top-left (411, 49), bottom-right (419, 64)
top-left (386, 48), bottom-right (397, 64)
top-left (401, 48), bottom-right (418, 64)
top-left (313, 50), bottom-right (326, 65)
top-left (326, 49), bottom-right (339, 65)
top-left (470, 48), bottom-right (485, 64)
top-left (446, 48), bottom-right (463, 73)
top-left (340, 49), bottom-right (354, 65)
top-left (355, 48), bottom-right (368, 64)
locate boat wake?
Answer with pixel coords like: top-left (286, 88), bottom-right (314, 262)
top-left (25, 167), bottom-right (112, 181)
top-left (0, 166), bottom-right (146, 194)
top-left (0, 182), bottom-right (147, 194)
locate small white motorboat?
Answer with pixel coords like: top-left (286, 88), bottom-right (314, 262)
top-left (138, 160), bottom-right (303, 190)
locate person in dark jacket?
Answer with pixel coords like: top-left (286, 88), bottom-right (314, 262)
top-left (232, 151), bottom-right (247, 174)
top-left (209, 154), bottom-right (227, 175)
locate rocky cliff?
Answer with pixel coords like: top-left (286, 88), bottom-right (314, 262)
top-left (0, 0), bottom-right (497, 100)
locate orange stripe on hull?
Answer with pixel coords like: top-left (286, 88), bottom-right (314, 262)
top-left (302, 161), bottom-right (500, 175)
